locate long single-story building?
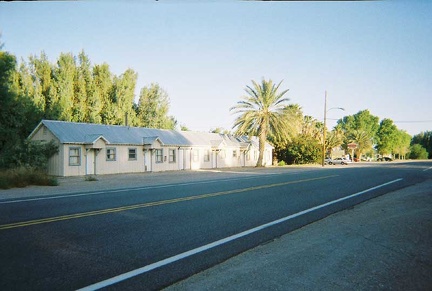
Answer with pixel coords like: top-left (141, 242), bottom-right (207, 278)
top-left (28, 120), bottom-right (273, 176)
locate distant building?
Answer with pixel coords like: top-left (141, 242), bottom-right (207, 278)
top-left (28, 120), bottom-right (273, 176)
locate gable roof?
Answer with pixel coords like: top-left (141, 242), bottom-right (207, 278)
top-left (29, 120), bottom-right (273, 149)
top-left (30, 120), bottom-right (191, 146)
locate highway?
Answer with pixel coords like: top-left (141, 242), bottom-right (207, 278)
top-left (1, 161), bottom-right (431, 290)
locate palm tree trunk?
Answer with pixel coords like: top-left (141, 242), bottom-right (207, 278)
top-left (256, 130), bottom-right (266, 167)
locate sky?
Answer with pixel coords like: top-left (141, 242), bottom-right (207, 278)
top-left (1, 0), bottom-right (431, 135)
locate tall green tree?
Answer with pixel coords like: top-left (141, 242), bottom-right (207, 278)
top-left (93, 63), bottom-right (114, 124)
top-left (338, 110), bottom-right (380, 137)
top-left (412, 131), bottom-right (432, 159)
top-left (0, 51), bottom-right (21, 151)
top-left (29, 52), bottom-right (57, 120)
top-left (337, 109), bottom-right (380, 159)
top-left (136, 83), bottom-right (176, 129)
top-left (376, 118), bottom-right (398, 155)
top-left (29, 52), bottom-right (50, 113)
top-left (53, 53), bottom-right (76, 121)
top-left (72, 51), bottom-right (93, 122)
top-left (230, 79), bottom-right (292, 167)
top-left (110, 68), bottom-right (137, 125)
top-left (394, 130), bottom-right (411, 159)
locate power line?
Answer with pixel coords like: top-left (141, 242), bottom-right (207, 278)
top-left (326, 118), bottom-right (432, 123)
top-left (393, 120), bottom-right (432, 123)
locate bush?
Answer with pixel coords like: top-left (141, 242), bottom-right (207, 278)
top-left (0, 140), bottom-right (58, 171)
top-left (0, 140), bottom-right (59, 189)
top-left (85, 175), bottom-right (98, 182)
top-left (0, 167), bottom-right (58, 189)
top-left (409, 144), bottom-right (429, 160)
top-left (276, 137), bottom-right (321, 165)
top-left (277, 160), bottom-right (286, 166)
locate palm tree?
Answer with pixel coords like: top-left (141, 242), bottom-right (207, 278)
top-left (230, 79), bottom-right (292, 167)
top-left (349, 129), bottom-right (373, 160)
top-left (326, 126), bottom-right (345, 153)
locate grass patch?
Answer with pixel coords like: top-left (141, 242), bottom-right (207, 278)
top-left (0, 167), bottom-right (58, 189)
top-left (278, 160), bottom-right (286, 166)
top-left (85, 175), bottom-right (98, 182)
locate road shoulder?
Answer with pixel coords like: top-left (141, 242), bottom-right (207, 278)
top-left (166, 179), bottom-right (432, 290)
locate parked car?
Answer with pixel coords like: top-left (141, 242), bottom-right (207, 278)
top-left (324, 158), bottom-right (333, 165)
top-left (331, 157), bottom-right (351, 165)
top-left (377, 156), bottom-right (393, 162)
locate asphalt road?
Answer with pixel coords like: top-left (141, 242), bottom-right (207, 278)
top-left (1, 161), bottom-right (431, 290)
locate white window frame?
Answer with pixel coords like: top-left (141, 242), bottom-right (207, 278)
top-left (106, 147), bottom-right (116, 161)
top-left (204, 150), bottom-right (210, 162)
top-left (128, 148), bottom-right (137, 161)
top-left (169, 149), bottom-right (176, 163)
top-left (69, 147), bottom-right (81, 166)
top-left (156, 149), bottom-right (163, 163)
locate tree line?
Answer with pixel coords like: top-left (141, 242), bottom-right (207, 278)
top-left (1, 47), bottom-right (431, 170)
top-left (230, 79), bottom-right (431, 166)
top-left (0, 47), bottom-right (177, 169)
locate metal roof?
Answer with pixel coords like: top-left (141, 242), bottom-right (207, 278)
top-left (37, 120), bottom-right (191, 146)
top-left (31, 120), bottom-right (272, 149)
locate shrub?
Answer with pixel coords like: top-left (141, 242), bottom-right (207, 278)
top-left (276, 137), bottom-right (321, 165)
top-left (0, 140), bottom-right (59, 189)
top-left (85, 175), bottom-right (98, 182)
top-left (0, 167), bottom-right (58, 189)
top-left (278, 160), bottom-right (286, 166)
top-left (409, 144), bottom-right (429, 160)
top-left (0, 140), bottom-right (58, 171)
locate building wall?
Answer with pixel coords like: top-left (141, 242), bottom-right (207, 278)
top-left (31, 124), bottom-right (273, 176)
top-left (61, 145), bottom-right (271, 176)
top-left (29, 125), bottom-right (63, 176)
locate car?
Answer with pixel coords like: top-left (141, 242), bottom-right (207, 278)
top-left (331, 157), bottom-right (351, 165)
top-left (377, 156), bottom-right (393, 162)
top-left (324, 158), bottom-right (333, 165)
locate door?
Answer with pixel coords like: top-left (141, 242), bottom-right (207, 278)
top-left (86, 149), bottom-right (95, 175)
top-left (178, 149), bottom-right (184, 170)
top-left (144, 150), bottom-right (151, 172)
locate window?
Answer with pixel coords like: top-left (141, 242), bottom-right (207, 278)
top-left (69, 147), bottom-right (81, 166)
top-left (246, 151), bottom-right (251, 161)
top-left (233, 150), bottom-right (237, 158)
top-left (204, 150), bottom-right (210, 162)
top-left (193, 149), bottom-right (199, 162)
top-left (106, 147), bottom-right (116, 161)
top-left (128, 148), bottom-right (137, 160)
top-left (156, 149), bottom-right (163, 163)
top-left (169, 149), bottom-right (176, 163)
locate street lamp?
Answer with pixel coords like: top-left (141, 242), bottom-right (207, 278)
top-left (322, 91), bottom-right (345, 167)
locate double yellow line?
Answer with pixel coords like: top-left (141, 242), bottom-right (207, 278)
top-left (0, 175), bottom-right (337, 230)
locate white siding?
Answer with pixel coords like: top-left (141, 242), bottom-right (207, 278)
top-left (29, 122), bottom-right (274, 176)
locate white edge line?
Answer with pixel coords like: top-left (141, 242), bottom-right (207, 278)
top-left (77, 178), bottom-right (403, 291)
top-left (423, 166), bottom-right (432, 172)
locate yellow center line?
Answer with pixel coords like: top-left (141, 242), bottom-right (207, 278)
top-left (0, 175), bottom-right (338, 230)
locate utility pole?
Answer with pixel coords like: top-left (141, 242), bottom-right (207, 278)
top-left (322, 91), bottom-right (327, 167)
top-left (321, 92), bottom-right (344, 167)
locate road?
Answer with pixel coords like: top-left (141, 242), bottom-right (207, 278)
top-left (1, 161), bottom-right (431, 290)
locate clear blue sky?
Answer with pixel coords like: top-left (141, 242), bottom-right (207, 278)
top-left (1, 1), bottom-right (431, 135)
